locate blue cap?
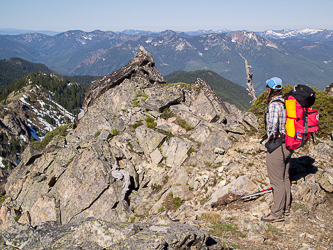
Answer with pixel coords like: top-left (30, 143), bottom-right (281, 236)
top-left (266, 77), bottom-right (282, 90)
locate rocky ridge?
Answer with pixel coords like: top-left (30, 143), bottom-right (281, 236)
top-left (0, 48), bottom-right (332, 249)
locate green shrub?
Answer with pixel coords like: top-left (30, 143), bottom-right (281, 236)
top-left (0, 196), bottom-right (5, 206)
top-left (145, 116), bottom-right (154, 123)
top-left (132, 98), bottom-right (140, 108)
top-left (145, 116), bottom-right (157, 129)
top-left (112, 128), bottom-right (119, 136)
top-left (162, 175), bottom-right (169, 184)
top-left (14, 215), bottom-right (21, 222)
top-left (160, 108), bottom-right (176, 119)
top-left (176, 117), bottom-right (194, 131)
top-left (312, 90), bottom-right (333, 138)
top-left (201, 213), bottom-right (242, 245)
top-left (150, 183), bottom-right (162, 192)
top-left (147, 122), bottom-right (157, 129)
top-left (187, 147), bottom-right (196, 156)
top-left (248, 85), bottom-right (333, 138)
top-left (164, 192), bottom-right (183, 211)
top-left (168, 82), bottom-right (191, 89)
top-left (94, 130), bottom-right (101, 137)
top-left (131, 120), bottom-right (143, 129)
top-left (30, 124), bottom-right (71, 151)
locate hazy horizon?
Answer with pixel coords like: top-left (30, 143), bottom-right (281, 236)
top-left (0, 27), bottom-right (330, 36)
top-left (1, 0), bottom-right (332, 33)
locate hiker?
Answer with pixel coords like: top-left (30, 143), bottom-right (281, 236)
top-left (261, 77), bottom-right (293, 223)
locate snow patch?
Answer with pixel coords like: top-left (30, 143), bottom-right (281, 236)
top-left (20, 97), bottom-right (30, 106)
top-left (264, 28), bottom-right (323, 39)
top-left (0, 157), bottom-right (5, 168)
top-left (20, 86), bottom-right (74, 138)
top-left (19, 135), bottom-right (27, 143)
top-left (176, 42), bottom-right (186, 51)
top-left (83, 36), bottom-right (93, 40)
top-left (245, 32), bottom-right (254, 39)
top-left (266, 43), bottom-right (278, 49)
top-left (38, 100), bottom-right (45, 108)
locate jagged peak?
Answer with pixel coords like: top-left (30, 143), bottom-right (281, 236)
top-left (81, 48), bottom-right (165, 111)
top-left (133, 46), bottom-right (155, 64)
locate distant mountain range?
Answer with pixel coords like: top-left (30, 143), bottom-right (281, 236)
top-left (0, 28), bottom-right (60, 36)
top-left (1, 28), bottom-right (333, 92)
top-left (1, 28), bottom-right (331, 39)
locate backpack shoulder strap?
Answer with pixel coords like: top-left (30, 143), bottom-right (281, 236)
top-left (299, 107), bottom-right (309, 148)
top-left (270, 99), bottom-right (285, 109)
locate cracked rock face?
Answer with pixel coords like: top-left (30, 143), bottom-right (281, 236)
top-left (0, 48), bottom-right (261, 249)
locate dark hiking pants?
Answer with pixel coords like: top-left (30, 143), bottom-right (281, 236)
top-left (266, 143), bottom-right (293, 218)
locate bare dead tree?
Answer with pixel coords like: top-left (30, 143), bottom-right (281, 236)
top-left (245, 59), bottom-right (257, 104)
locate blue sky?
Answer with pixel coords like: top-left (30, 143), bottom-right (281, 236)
top-left (1, 0), bottom-right (333, 32)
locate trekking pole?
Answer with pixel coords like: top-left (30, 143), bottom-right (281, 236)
top-left (211, 187), bottom-right (273, 207)
top-left (240, 187), bottom-right (273, 200)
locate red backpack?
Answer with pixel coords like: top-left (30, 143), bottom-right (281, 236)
top-left (284, 85), bottom-right (319, 150)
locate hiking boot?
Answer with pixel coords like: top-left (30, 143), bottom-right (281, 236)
top-left (261, 214), bottom-right (284, 223)
top-left (284, 206), bottom-right (291, 216)
top-left (269, 205), bottom-right (291, 216)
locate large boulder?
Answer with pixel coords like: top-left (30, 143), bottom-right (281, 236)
top-left (208, 175), bottom-right (259, 207)
top-left (161, 137), bottom-right (193, 168)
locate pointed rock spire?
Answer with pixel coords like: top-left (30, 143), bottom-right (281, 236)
top-left (82, 46), bottom-right (165, 111)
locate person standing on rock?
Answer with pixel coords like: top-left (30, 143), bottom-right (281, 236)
top-left (261, 77), bottom-right (293, 223)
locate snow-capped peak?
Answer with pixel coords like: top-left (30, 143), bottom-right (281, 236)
top-left (260, 28), bottom-right (328, 40)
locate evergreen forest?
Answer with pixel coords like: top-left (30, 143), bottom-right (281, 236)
top-left (0, 72), bottom-right (86, 115)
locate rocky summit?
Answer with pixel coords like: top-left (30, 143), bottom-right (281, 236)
top-left (0, 47), bottom-right (332, 250)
